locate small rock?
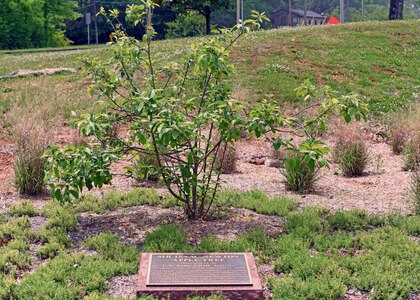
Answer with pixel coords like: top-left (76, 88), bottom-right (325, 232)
top-left (247, 155), bottom-right (266, 165)
top-left (265, 159), bottom-right (281, 168)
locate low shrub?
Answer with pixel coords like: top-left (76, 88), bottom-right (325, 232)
top-left (0, 216), bottom-right (31, 240)
top-left (0, 248), bottom-right (32, 273)
top-left (0, 274), bottom-right (14, 300)
top-left (389, 127), bottom-right (408, 155)
top-left (8, 200), bottom-right (38, 217)
top-left (312, 231), bottom-right (356, 252)
top-left (269, 274), bottom-right (347, 300)
top-left (333, 124), bottom-right (370, 177)
top-left (13, 123), bottom-right (49, 195)
top-left (281, 153), bottom-right (319, 193)
top-left (38, 227), bottom-right (70, 247)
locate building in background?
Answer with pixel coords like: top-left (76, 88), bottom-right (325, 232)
top-left (270, 9), bottom-right (325, 27)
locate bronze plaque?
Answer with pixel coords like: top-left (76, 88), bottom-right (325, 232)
top-left (146, 253), bottom-right (252, 286)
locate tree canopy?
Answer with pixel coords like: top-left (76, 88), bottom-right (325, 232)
top-left (0, 0), bottom-right (78, 50)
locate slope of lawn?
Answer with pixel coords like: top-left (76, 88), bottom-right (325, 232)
top-left (0, 20), bottom-right (419, 135)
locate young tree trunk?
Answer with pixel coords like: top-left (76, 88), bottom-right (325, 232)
top-left (304, 0), bottom-right (308, 25)
top-left (204, 8), bottom-right (211, 35)
top-left (389, 0), bottom-right (404, 20)
top-left (288, 0), bottom-right (292, 26)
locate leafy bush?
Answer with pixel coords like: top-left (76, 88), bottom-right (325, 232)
top-left (129, 153), bottom-right (160, 183)
top-left (281, 152), bottom-right (320, 193)
top-left (333, 124), bottom-right (370, 177)
top-left (8, 200), bottom-right (38, 217)
top-left (166, 11), bottom-right (206, 38)
top-left (13, 123), bottom-right (48, 195)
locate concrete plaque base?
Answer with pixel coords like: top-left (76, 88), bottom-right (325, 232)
top-left (137, 252), bottom-right (263, 300)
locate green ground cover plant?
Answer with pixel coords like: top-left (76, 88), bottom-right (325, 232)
top-left (141, 211), bottom-right (420, 300)
top-left (0, 189), bottom-right (419, 299)
top-left (217, 189), bottom-right (297, 216)
top-left (8, 200), bottom-right (38, 217)
top-left (75, 188), bottom-right (163, 213)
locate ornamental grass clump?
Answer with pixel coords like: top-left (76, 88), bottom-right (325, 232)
top-left (387, 104), bottom-right (420, 155)
top-left (13, 123), bottom-right (49, 195)
top-left (216, 142), bottom-right (238, 174)
top-left (411, 168), bottom-right (420, 215)
top-left (333, 124), bottom-right (370, 177)
top-left (402, 135), bottom-right (420, 171)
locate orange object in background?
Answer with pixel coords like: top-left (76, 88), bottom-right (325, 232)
top-left (327, 16), bottom-right (341, 25)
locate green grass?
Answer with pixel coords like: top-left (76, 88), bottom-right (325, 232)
top-left (0, 20), bottom-right (418, 136)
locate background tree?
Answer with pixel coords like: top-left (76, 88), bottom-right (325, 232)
top-left (43, 0), bottom-right (79, 46)
top-left (167, 0), bottom-right (230, 34)
top-left (0, 0), bottom-right (78, 49)
top-left (389, 0), bottom-right (404, 19)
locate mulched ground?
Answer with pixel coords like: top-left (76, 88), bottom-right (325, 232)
top-left (70, 206), bottom-right (285, 246)
top-left (0, 126), bottom-right (414, 215)
top-left (1, 125), bottom-right (418, 299)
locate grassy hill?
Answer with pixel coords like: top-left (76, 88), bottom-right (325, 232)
top-left (0, 20), bottom-right (419, 134)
